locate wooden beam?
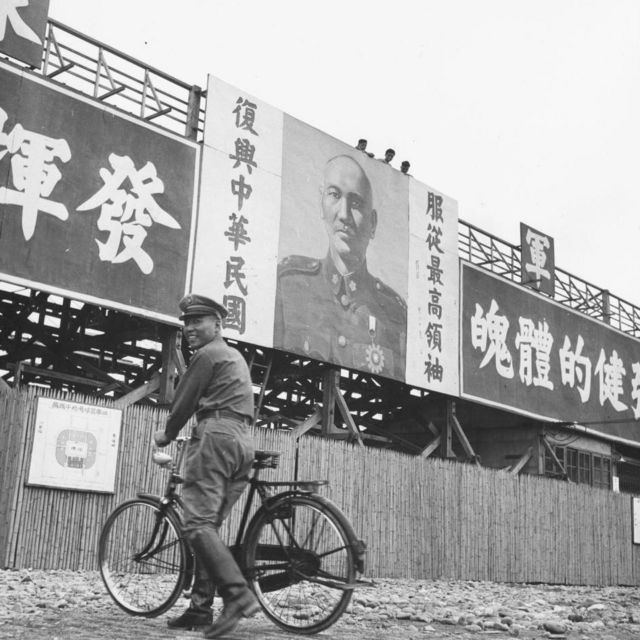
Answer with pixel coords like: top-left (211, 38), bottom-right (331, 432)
top-left (332, 379), bottom-right (364, 449)
top-left (290, 405), bottom-right (322, 438)
top-left (159, 329), bottom-right (181, 404)
top-left (7, 362), bottom-right (104, 388)
top-left (448, 401), bottom-right (479, 464)
top-left (321, 369), bottom-right (339, 435)
top-left (510, 447), bottom-right (533, 475)
top-left (442, 402), bottom-right (455, 458)
top-left (541, 435), bottom-right (569, 480)
top-left (113, 372), bottom-right (160, 409)
top-left (420, 434), bottom-right (441, 458)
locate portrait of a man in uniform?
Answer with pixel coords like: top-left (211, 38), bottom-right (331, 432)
top-left (274, 152), bottom-right (407, 379)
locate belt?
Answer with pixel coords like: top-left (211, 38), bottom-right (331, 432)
top-left (197, 408), bottom-right (253, 426)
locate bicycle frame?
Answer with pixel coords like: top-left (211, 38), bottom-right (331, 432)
top-left (145, 439), bottom-right (365, 590)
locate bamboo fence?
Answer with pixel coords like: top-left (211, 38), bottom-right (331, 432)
top-left (1, 387), bottom-right (639, 585)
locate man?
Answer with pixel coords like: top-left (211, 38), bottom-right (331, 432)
top-left (275, 155), bottom-right (407, 379)
top-left (400, 160), bottom-right (411, 175)
top-left (355, 138), bottom-right (374, 158)
top-left (380, 148), bottom-right (395, 164)
top-left (154, 294), bottom-right (259, 639)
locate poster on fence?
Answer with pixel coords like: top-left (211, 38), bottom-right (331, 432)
top-left (27, 397), bottom-right (122, 493)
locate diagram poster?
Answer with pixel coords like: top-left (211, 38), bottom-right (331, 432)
top-left (27, 397), bottom-right (122, 492)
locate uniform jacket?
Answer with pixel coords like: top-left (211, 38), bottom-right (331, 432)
top-left (274, 254), bottom-right (407, 379)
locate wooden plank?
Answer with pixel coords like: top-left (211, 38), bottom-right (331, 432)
top-left (290, 405), bottom-right (322, 438)
top-left (113, 372), bottom-right (160, 408)
top-left (510, 447), bottom-right (533, 475)
top-left (541, 435), bottom-right (569, 479)
top-left (332, 379), bottom-right (364, 449)
top-left (158, 329), bottom-right (181, 404)
top-left (448, 401), bottom-right (479, 463)
top-left (7, 362), bottom-right (104, 387)
top-left (420, 435), bottom-right (441, 458)
top-left (321, 369), bottom-right (338, 435)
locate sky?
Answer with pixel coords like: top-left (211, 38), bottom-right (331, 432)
top-left (47, 0), bottom-right (640, 305)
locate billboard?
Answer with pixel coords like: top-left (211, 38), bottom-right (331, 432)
top-left (520, 222), bottom-right (555, 296)
top-left (0, 0), bottom-right (49, 68)
top-left (461, 262), bottom-right (640, 442)
top-left (193, 75), bottom-right (459, 393)
top-left (0, 62), bottom-right (199, 322)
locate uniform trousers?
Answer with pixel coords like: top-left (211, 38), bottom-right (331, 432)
top-left (181, 416), bottom-right (254, 613)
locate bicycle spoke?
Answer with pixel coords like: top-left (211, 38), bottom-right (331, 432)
top-left (244, 496), bottom-right (356, 633)
top-left (99, 499), bottom-right (187, 617)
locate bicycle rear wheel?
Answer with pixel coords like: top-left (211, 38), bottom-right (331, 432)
top-left (98, 497), bottom-right (189, 617)
top-left (242, 494), bottom-right (356, 634)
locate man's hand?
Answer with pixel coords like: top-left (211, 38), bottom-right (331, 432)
top-left (154, 430), bottom-right (171, 448)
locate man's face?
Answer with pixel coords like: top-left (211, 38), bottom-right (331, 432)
top-left (321, 157), bottom-right (377, 264)
top-left (182, 314), bottom-right (218, 350)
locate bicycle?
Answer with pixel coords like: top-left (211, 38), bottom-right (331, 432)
top-left (98, 436), bottom-right (366, 634)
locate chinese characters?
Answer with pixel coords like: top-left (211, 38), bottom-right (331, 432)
top-left (0, 104), bottom-right (180, 274)
top-left (424, 191), bottom-right (445, 383)
top-left (471, 297), bottom-right (640, 419)
top-left (0, 107), bottom-right (70, 240)
top-left (77, 154), bottom-right (180, 274)
top-left (222, 97), bottom-right (260, 334)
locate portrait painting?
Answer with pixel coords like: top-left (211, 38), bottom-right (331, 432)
top-left (274, 115), bottom-right (409, 381)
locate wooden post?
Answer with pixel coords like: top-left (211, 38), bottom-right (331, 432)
top-left (333, 379), bottom-right (364, 448)
top-left (449, 401), bottom-right (479, 464)
top-left (321, 369), bottom-right (339, 435)
top-left (442, 399), bottom-right (455, 458)
top-left (13, 362), bottom-right (22, 389)
top-left (541, 435), bottom-right (569, 480)
top-left (158, 329), bottom-right (182, 404)
top-left (185, 84), bottom-right (202, 140)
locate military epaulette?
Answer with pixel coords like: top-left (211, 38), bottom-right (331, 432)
top-left (277, 255), bottom-right (322, 277)
top-left (373, 277), bottom-right (408, 310)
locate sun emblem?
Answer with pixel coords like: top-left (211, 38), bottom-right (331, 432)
top-left (365, 343), bottom-right (385, 374)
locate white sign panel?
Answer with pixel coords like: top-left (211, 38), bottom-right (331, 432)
top-left (192, 75), bottom-right (283, 345)
top-left (27, 397), bottom-right (122, 492)
top-left (406, 181), bottom-right (459, 395)
top-left (194, 73), bottom-right (459, 391)
top-left (633, 497), bottom-right (640, 544)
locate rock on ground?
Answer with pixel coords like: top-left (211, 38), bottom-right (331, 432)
top-left (1, 570), bottom-right (640, 639)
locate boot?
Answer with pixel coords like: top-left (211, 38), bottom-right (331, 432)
top-left (203, 591), bottom-right (260, 638)
top-left (187, 527), bottom-right (260, 638)
top-left (166, 607), bottom-right (212, 629)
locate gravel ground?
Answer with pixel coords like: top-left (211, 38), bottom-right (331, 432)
top-left (1, 569), bottom-right (640, 639)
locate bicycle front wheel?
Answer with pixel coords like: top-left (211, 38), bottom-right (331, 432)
top-left (243, 494), bottom-right (356, 634)
top-left (98, 497), bottom-right (189, 617)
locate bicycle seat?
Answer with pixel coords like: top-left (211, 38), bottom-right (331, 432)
top-left (253, 450), bottom-right (280, 469)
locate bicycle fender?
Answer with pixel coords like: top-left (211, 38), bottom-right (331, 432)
top-left (133, 493), bottom-right (195, 587)
top-left (299, 493), bottom-right (367, 572)
top-left (136, 492), bottom-right (162, 503)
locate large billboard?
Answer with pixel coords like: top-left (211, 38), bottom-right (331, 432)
top-left (193, 75), bottom-right (459, 393)
top-left (0, 62), bottom-right (199, 322)
top-left (0, 0), bottom-right (49, 68)
top-left (461, 262), bottom-right (640, 442)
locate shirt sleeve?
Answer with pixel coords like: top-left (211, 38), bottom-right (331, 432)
top-left (164, 350), bottom-right (213, 440)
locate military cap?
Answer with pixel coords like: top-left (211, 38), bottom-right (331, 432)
top-left (178, 293), bottom-right (227, 320)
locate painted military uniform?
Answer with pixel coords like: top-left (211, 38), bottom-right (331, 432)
top-left (274, 254), bottom-right (407, 380)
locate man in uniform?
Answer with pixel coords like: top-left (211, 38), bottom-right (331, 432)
top-left (154, 294), bottom-right (259, 639)
top-left (274, 155), bottom-right (407, 379)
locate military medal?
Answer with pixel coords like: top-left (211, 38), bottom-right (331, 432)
top-left (365, 315), bottom-right (384, 374)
